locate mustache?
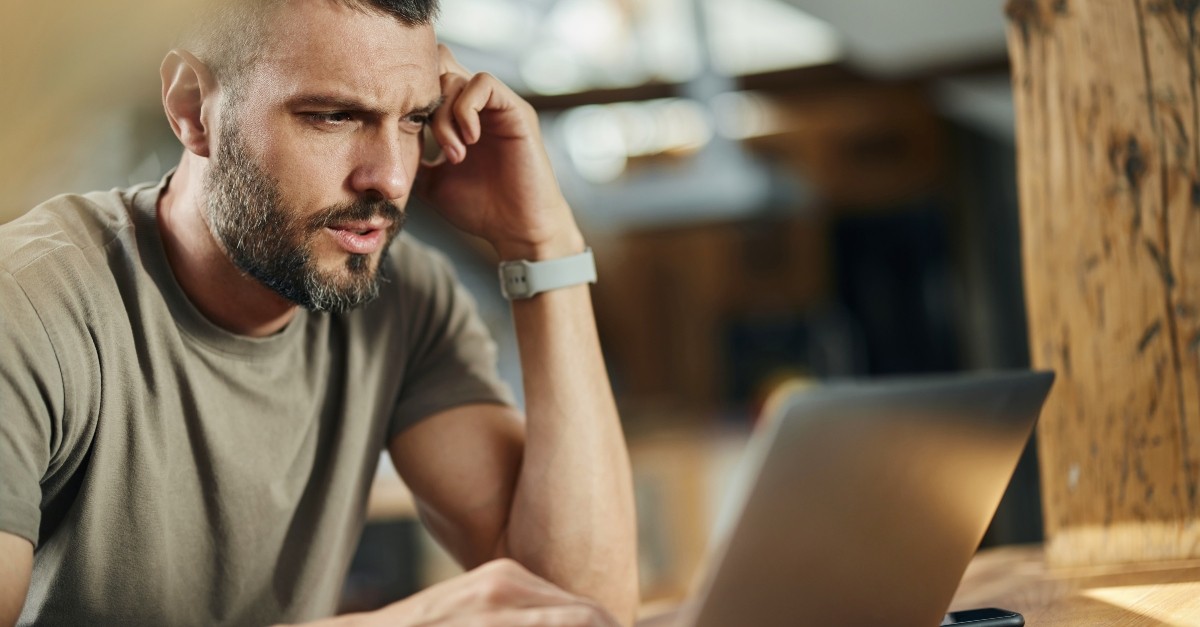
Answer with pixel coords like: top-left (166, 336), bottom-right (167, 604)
top-left (307, 198), bottom-right (406, 231)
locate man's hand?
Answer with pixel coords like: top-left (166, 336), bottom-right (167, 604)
top-left (333, 559), bottom-right (621, 627)
top-left (415, 45), bottom-right (583, 261)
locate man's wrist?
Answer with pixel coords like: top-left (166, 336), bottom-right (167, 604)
top-left (493, 228), bottom-right (586, 262)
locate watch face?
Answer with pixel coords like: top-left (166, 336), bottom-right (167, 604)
top-left (499, 261), bottom-right (533, 300)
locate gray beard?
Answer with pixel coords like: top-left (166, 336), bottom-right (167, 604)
top-left (202, 118), bottom-right (405, 313)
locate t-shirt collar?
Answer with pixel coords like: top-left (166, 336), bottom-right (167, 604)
top-left (130, 170), bottom-right (310, 359)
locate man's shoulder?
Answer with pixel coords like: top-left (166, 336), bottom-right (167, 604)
top-left (0, 185), bottom-right (152, 327)
top-left (0, 186), bottom-right (141, 280)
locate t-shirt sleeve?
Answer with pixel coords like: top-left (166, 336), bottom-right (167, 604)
top-left (388, 245), bottom-right (516, 439)
top-left (0, 270), bottom-right (61, 547)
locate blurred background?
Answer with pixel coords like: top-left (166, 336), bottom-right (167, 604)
top-left (0, 0), bottom-right (1035, 615)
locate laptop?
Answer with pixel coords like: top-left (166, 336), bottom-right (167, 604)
top-left (661, 370), bottom-right (1054, 627)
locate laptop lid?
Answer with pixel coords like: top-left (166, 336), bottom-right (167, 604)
top-left (684, 371), bottom-right (1054, 627)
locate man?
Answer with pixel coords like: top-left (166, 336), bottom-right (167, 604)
top-left (0, 0), bottom-right (637, 624)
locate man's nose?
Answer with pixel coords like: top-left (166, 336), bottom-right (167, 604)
top-left (349, 128), bottom-right (417, 201)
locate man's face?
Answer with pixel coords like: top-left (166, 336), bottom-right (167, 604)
top-left (202, 0), bottom-right (442, 312)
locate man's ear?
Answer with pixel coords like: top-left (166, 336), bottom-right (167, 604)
top-left (161, 49), bottom-right (218, 158)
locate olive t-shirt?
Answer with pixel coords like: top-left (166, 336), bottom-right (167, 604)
top-left (0, 177), bottom-right (514, 625)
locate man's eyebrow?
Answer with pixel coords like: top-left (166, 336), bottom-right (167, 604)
top-left (410, 96), bottom-right (444, 117)
top-left (288, 93), bottom-right (381, 114)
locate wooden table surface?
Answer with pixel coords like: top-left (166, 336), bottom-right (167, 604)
top-left (637, 544), bottom-right (1200, 626)
top-left (947, 545), bottom-right (1200, 626)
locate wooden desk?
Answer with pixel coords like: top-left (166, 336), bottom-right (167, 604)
top-left (637, 545), bottom-right (1200, 626)
top-left (949, 545), bottom-right (1200, 626)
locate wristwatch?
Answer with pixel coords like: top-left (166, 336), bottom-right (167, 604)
top-left (498, 248), bottom-right (597, 300)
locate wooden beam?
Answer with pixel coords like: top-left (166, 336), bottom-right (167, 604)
top-left (1006, 0), bottom-right (1200, 567)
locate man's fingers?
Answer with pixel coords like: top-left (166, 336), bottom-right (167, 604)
top-left (434, 42), bottom-right (535, 164)
top-left (434, 71), bottom-right (469, 161)
top-left (451, 72), bottom-right (532, 143)
top-left (451, 72), bottom-right (498, 146)
top-left (433, 42), bottom-right (474, 161)
top-left (437, 70), bottom-right (496, 151)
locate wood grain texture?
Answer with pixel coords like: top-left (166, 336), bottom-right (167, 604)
top-left (635, 545), bottom-right (1200, 625)
top-left (949, 545), bottom-right (1200, 625)
top-left (1006, 0), bottom-right (1200, 567)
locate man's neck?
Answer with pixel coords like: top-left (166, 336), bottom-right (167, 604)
top-left (157, 153), bottom-right (299, 338)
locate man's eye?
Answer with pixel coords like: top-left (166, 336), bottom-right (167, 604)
top-left (307, 112), bottom-right (353, 125)
top-left (405, 113), bottom-right (431, 127)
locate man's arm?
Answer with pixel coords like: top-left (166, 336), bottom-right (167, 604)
top-left (501, 262), bottom-right (638, 620)
top-left (385, 44), bottom-right (639, 624)
top-left (0, 531), bottom-right (32, 627)
top-left (388, 279), bottom-right (638, 623)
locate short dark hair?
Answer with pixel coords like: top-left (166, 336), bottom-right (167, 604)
top-left (180, 0), bottom-right (440, 98)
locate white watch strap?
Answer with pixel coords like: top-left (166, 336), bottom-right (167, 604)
top-left (498, 248), bottom-right (597, 300)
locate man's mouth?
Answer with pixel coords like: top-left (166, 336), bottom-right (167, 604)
top-left (325, 219), bottom-right (391, 255)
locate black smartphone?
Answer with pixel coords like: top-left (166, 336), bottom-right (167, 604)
top-left (940, 607), bottom-right (1025, 626)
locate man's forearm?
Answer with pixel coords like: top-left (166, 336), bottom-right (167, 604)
top-left (502, 256), bottom-right (639, 624)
